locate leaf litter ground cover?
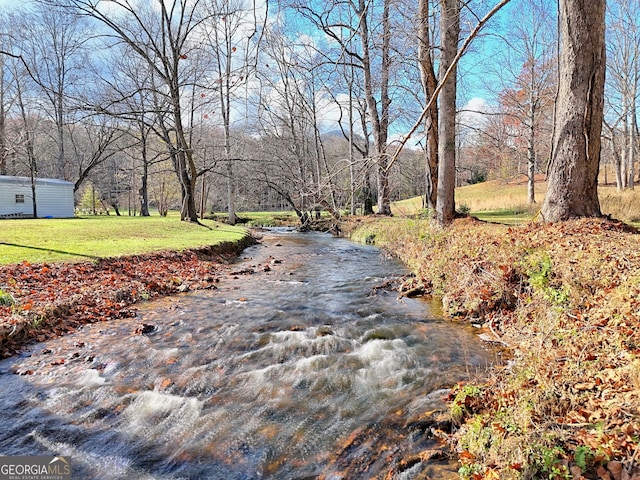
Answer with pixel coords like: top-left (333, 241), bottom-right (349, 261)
top-left (0, 238), bottom-right (255, 359)
top-left (352, 216), bottom-right (640, 480)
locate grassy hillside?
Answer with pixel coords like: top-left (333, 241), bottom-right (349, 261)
top-left (393, 177), bottom-right (640, 226)
top-left (0, 214), bottom-right (248, 265)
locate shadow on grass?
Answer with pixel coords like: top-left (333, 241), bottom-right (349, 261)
top-left (0, 242), bottom-right (100, 260)
top-left (472, 210), bottom-right (533, 226)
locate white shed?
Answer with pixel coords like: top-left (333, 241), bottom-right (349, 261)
top-left (0, 176), bottom-right (75, 218)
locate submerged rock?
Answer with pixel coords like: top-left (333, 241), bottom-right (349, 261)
top-left (134, 323), bottom-right (157, 335)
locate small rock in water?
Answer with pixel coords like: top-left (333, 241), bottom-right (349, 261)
top-left (134, 323), bottom-right (157, 335)
top-left (317, 326), bottom-right (334, 336)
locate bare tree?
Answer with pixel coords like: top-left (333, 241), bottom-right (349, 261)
top-left (14, 65), bottom-right (39, 217)
top-left (387, 0), bottom-right (512, 226)
top-left (361, 0), bottom-right (393, 215)
top-left (0, 17), bottom-right (16, 176)
top-left (435, 0), bottom-right (460, 225)
top-left (541, 0), bottom-right (605, 221)
top-left (606, 0), bottom-right (640, 191)
top-left (254, 27), bottom-right (317, 225)
top-left (201, 0), bottom-right (264, 225)
top-left (322, 37), bottom-right (373, 215)
top-left (494, 0), bottom-right (556, 204)
top-left (22, 3), bottom-right (90, 181)
top-left (92, 45), bottom-right (173, 217)
top-left (290, 0), bottom-right (396, 215)
top-left (64, 0), bottom-right (211, 222)
top-left (417, 0), bottom-right (438, 210)
top-left (128, 91), bottom-right (156, 217)
top-left (69, 120), bottom-right (129, 195)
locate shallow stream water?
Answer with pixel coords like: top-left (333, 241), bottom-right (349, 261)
top-left (0, 229), bottom-right (496, 479)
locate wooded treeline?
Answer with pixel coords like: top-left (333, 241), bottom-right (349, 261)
top-left (0, 0), bottom-right (634, 224)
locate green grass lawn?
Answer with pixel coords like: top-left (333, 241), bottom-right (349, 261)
top-left (0, 214), bottom-right (248, 265)
top-left (237, 210), bottom-right (299, 226)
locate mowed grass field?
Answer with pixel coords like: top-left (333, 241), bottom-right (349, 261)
top-left (0, 214), bottom-right (248, 265)
top-left (393, 177), bottom-right (640, 226)
top-left (3, 179), bottom-right (638, 265)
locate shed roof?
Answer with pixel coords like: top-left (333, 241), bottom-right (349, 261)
top-left (0, 175), bottom-right (74, 187)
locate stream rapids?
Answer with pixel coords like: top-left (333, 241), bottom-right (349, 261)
top-left (0, 229), bottom-right (497, 479)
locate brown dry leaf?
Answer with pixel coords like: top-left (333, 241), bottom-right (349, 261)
top-left (597, 465), bottom-right (613, 480)
top-left (574, 382), bottom-right (597, 391)
top-left (458, 450), bottom-right (476, 464)
top-left (571, 465), bottom-right (586, 479)
top-left (607, 461), bottom-right (623, 480)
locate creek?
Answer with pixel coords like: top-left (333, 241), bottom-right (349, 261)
top-left (0, 229), bottom-right (497, 479)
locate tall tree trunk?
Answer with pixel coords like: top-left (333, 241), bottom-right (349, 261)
top-left (609, 126), bottom-right (624, 190)
top-left (628, 83), bottom-right (637, 189)
top-left (140, 152), bottom-right (150, 217)
top-left (221, 38), bottom-right (237, 225)
top-left (17, 78), bottom-right (37, 217)
top-left (348, 86), bottom-right (357, 215)
top-left (56, 91), bottom-right (66, 180)
top-left (621, 113), bottom-right (629, 189)
top-left (224, 104), bottom-right (236, 225)
top-left (169, 77), bottom-right (199, 223)
top-left (603, 122), bottom-right (622, 189)
top-left (541, 0), bottom-right (605, 222)
top-left (178, 151), bottom-right (199, 222)
top-left (0, 58), bottom-right (6, 176)
top-left (615, 145), bottom-right (624, 190)
top-left (418, 0), bottom-right (439, 210)
top-left (435, 0), bottom-right (460, 226)
top-left (376, 0), bottom-right (392, 215)
top-left (360, 0), bottom-right (392, 215)
top-left (226, 160), bottom-right (236, 224)
top-left (527, 89), bottom-right (536, 204)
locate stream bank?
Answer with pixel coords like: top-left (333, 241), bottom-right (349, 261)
top-left (349, 215), bottom-right (640, 479)
top-left (0, 235), bottom-right (256, 358)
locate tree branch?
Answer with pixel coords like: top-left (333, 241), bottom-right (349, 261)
top-left (386, 0), bottom-right (512, 172)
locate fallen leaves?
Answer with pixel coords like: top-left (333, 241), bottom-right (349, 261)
top-left (0, 241), bottom-right (254, 358)
top-left (361, 216), bottom-right (640, 479)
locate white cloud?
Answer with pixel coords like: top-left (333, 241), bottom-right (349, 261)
top-left (459, 97), bottom-right (490, 129)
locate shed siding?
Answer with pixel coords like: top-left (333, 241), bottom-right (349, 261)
top-left (0, 176), bottom-right (75, 218)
